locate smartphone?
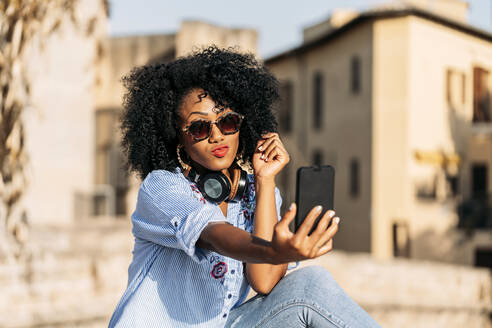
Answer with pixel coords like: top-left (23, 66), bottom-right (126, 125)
top-left (295, 165), bottom-right (335, 235)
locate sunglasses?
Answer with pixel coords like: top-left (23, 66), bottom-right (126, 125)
top-left (182, 112), bottom-right (244, 141)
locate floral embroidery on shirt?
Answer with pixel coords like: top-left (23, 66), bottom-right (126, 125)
top-left (209, 254), bottom-right (220, 264)
top-left (211, 261), bottom-right (228, 279)
top-left (240, 177), bottom-right (256, 223)
top-left (190, 183), bottom-right (206, 204)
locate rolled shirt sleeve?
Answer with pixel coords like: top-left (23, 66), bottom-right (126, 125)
top-left (131, 170), bottom-right (227, 263)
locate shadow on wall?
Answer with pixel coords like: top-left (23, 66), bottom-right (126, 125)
top-left (412, 226), bottom-right (473, 265)
top-left (444, 67), bottom-right (492, 268)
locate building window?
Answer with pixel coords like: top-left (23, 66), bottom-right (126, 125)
top-left (446, 69), bottom-right (452, 104)
top-left (446, 68), bottom-right (466, 107)
top-left (95, 109), bottom-right (129, 216)
top-left (472, 163), bottom-right (487, 198)
top-left (350, 56), bottom-right (361, 94)
top-left (473, 67), bottom-right (491, 123)
top-left (475, 248), bottom-right (492, 269)
top-left (313, 72), bottom-right (323, 130)
top-left (447, 175), bottom-right (459, 197)
top-left (278, 80), bottom-right (293, 133)
top-left (461, 72), bottom-right (466, 105)
top-left (458, 164), bottom-right (490, 230)
top-left (349, 158), bottom-right (360, 198)
top-left (312, 150), bottom-right (323, 166)
top-left (392, 222), bottom-right (410, 258)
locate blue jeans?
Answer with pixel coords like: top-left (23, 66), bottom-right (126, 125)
top-left (225, 266), bottom-right (381, 328)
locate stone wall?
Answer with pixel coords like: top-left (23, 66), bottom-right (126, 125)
top-left (0, 220), bottom-right (131, 328)
top-left (0, 220), bottom-right (490, 327)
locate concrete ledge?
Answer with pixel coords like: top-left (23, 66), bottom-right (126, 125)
top-left (0, 223), bottom-right (490, 327)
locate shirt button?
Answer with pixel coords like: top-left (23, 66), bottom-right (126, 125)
top-left (223, 313), bottom-right (227, 318)
top-left (231, 269), bottom-right (235, 274)
top-left (228, 294), bottom-right (232, 299)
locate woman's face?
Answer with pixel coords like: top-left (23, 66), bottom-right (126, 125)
top-left (178, 89), bottom-right (240, 173)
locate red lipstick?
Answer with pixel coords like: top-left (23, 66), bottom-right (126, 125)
top-left (211, 145), bottom-right (229, 158)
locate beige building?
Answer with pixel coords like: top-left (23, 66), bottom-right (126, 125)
top-left (265, 0), bottom-right (492, 267)
top-left (21, 0), bottom-right (107, 225)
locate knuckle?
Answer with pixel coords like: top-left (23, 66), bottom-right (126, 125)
top-left (299, 249), bottom-right (310, 258)
top-left (289, 238), bottom-right (300, 249)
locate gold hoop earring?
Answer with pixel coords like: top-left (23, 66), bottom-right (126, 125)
top-left (176, 144), bottom-right (191, 171)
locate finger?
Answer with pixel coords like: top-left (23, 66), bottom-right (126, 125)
top-left (258, 136), bottom-right (276, 153)
top-left (279, 202), bottom-right (297, 228)
top-left (262, 140), bottom-right (280, 161)
top-left (261, 132), bottom-right (278, 139)
top-left (309, 210), bottom-right (335, 238)
top-left (256, 134), bottom-right (275, 150)
top-left (296, 205), bottom-right (323, 238)
top-left (260, 132), bottom-right (280, 141)
top-left (316, 217), bottom-right (339, 247)
top-left (315, 239), bottom-right (333, 257)
top-left (256, 139), bottom-right (266, 152)
top-left (266, 148), bottom-right (283, 162)
top-left (313, 216), bottom-right (338, 247)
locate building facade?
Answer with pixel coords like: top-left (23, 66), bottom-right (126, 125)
top-left (21, 0), bottom-right (107, 225)
top-left (265, 0), bottom-right (492, 266)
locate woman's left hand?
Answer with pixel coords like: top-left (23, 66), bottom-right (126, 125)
top-left (252, 132), bottom-right (290, 180)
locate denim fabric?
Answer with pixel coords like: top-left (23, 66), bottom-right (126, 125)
top-left (225, 266), bottom-right (381, 328)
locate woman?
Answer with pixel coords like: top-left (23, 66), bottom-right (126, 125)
top-left (109, 46), bottom-right (380, 327)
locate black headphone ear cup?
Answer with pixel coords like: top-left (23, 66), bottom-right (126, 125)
top-left (187, 167), bottom-right (247, 204)
top-left (197, 172), bottom-right (231, 204)
top-left (231, 169), bottom-right (247, 202)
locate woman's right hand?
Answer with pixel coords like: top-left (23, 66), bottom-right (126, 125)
top-left (270, 203), bottom-right (339, 263)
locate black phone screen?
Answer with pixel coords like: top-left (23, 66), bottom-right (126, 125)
top-left (294, 165), bottom-right (335, 235)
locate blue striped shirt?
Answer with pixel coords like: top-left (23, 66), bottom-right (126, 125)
top-left (109, 167), bottom-right (293, 327)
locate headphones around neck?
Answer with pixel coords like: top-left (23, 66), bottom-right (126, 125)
top-left (184, 166), bottom-right (247, 204)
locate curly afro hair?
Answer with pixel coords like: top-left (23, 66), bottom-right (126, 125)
top-left (120, 45), bottom-right (280, 180)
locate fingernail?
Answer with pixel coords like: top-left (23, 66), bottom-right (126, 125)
top-left (260, 154), bottom-right (264, 159)
top-left (258, 146), bottom-right (263, 151)
top-left (328, 210), bottom-right (335, 217)
top-left (316, 205), bottom-right (323, 212)
top-left (334, 217), bottom-right (340, 224)
top-left (289, 203), bottom-right (295, 211)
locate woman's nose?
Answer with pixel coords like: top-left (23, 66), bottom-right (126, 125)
top-left (208, 122), bottom-right (224, 143)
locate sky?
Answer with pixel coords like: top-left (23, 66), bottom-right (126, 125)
top-left (108, 0), bottom-right (492, 58)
